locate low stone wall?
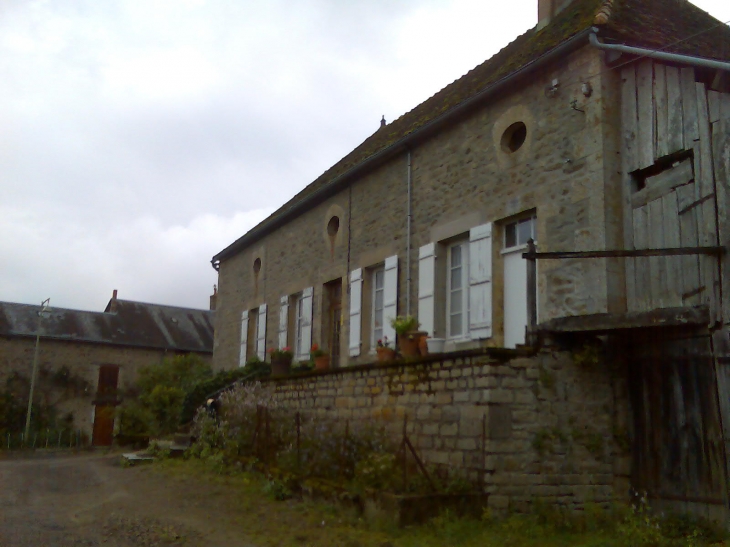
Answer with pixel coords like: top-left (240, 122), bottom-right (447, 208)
top-left (262, 348), bottom-right (630, 511)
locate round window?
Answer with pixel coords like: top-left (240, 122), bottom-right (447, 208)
top-left (327, 216), bottom-right (340, 237)
top-left (501, 122), bottom-right (527, 153)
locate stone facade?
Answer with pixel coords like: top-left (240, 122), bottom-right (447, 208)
top-left (261, 349), bottom-right (630, 509)
top-left (213, 46), bottom-right (624, 371)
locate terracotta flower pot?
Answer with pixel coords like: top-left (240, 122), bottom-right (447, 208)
top-left (271, 356), bottom-right (292, 375)
top-left (376, 347), bottom-right (397, 362)
top-left (398, 334), bottom-right (421, 358)
top-left (314, 354), bottom-right (330, 370)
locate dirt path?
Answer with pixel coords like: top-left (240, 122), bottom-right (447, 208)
top-left (0, 452), bottom-right (258, 547)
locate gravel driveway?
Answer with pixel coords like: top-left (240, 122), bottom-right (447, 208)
top-left (0, 452), bottom-right (256, 547)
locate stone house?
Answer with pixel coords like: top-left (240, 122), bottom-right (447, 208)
top-left (0, 290), bottom-right (214, 445)
top-left (212, 0), bottom-right (730, 519)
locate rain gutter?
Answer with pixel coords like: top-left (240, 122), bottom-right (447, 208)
top-left (211, 27), bottom-right (594, 268)
top-left (589, 29), bottom-right (730, 72)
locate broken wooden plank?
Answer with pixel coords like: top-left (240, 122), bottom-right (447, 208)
top-left (630, 159), bottom-right (694, 209)
top-left (649, 198), bottom-right (667, 307)
top-left (713, 105), bottom-right (730, 324)
top-left (634, 205), bottom-right (651, 311)
top-left (622, 65), bottom-right (640, 173)
top-left (681, 67), bottom-right (699, 144)
top-left (662, 192), bottom-right (683, 308)
top-left (708, 90), bottom-right (721, 124)
top-left (655, 63), bottom-right (669, 159)
top-left (677, 183), bottom-right (702, 307)
top-left (621, 65), bottom-right (639, 309)
top-left (637, 60), bottom-right (656, 170)
top-left (538, 306), bottom-right (709, 333)
top-left (666, 66), bottom-right (684, 155)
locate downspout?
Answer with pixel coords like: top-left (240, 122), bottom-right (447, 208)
top-left (406, 150), bottom-right (413, 316)
top-left (589, 29), bottom-right (730, 72)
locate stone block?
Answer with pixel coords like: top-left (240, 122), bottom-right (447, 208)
top-left (475, 376), bottom-right (497, 388)
top-left (441, 405), bottom-right (460, 422)
top-left (453, 391), bottom-right (470, 403)
top-left (422, 422), bottom-right (439, 435)
top-left (483, 389), bottom-right (514, 404)
top-left (440, 423), bottom-right (458, 436)
top-left (457, 438), bottom-right (478, 450)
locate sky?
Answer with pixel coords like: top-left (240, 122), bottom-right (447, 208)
top-left (1, 0), bottom-right (729, 312)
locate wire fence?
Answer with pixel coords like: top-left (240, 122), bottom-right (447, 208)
top-left (2, 428), bottom-right (88, 451)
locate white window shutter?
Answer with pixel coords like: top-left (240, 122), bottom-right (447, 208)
top-left (238, 310), bottom-right (249, 368)
top-left (418, 243), bottom-right (436, 336)
top-left (349, 268), bottom-right (363, 357)
top-left (299, 287), bottom-right (313, 360)
top-left (469, 222), bottom-right (493, 339)
top-left (382, 255), bottom-right (398, 343)
top-left (278, 295), bottom-right (288, 350)
top-left (256, 303), bottom-right (267, 360)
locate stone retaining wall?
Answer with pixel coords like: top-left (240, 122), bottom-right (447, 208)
top-left (262, 348), bottom-right (630, 511)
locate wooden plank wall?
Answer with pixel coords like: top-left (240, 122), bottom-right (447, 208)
top-left (622, 61), bottom-right (725, 318)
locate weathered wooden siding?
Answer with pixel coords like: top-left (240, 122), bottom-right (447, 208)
top-left (621, 62), bottom-right (727, 318)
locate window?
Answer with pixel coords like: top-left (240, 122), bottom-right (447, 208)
top-left (371, 266), bottom-right (385, 346)
top-left (447, 240), bottom-right (469, 338)
top-left (294, 293), bottom-right (305, 358)
top-left (504, 215), bottom-right (537, 249)
top-left (418, 223), bottom-right (492, 342)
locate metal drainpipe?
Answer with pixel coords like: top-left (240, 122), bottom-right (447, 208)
top-left (589, 29), bottom-right (730, 72)
top-left (406, 150), bottom-right (412, 316)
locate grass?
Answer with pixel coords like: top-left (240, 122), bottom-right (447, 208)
top-left (152, 458), bottom-right (728, 547)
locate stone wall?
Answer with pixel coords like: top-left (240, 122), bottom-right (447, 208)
top-left (261, 348), bottom-right (630, 510)
top-left (213, 44), bottom-right (624, 371)
top-left (0, 337), bottom-right (212, 439)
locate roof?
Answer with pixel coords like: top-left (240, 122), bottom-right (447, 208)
top-left (0, 299), bottom-right (214, 353)
top-left (213, 0), bottom-right (730, 264)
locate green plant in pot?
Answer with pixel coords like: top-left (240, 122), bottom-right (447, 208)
top-left (389, 316), bottom-right (425, 357)
top-left (268, 347), bottom-right (293, 375)
top-left (310, 343), bottom-right (330, 370)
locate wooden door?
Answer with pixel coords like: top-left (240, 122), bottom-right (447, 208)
top-left (92, 364), bottom-right (119, 446)
top-left (628, 333), bottom-right (727, 519)
top-left (325, 279), bottom-right (342, 367)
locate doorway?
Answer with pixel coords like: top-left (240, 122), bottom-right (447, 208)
top-left (92, 364), bottom-right (119, 446)
top-left (324, 279), bottom-right (342, 367)
top-left (502, 215), bottom-right (536, 348)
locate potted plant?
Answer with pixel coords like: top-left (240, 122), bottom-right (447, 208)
top-left (376, 337), bottom-right (396, 362)
top-left (390, 316), bottom-right (426, 358)
top-left (268, 347), bottom-right (293, 375)
top-left (310, 343), bottom-right (330, 370)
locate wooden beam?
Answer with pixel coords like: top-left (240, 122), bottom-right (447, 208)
top-left (538, 306), bottom-right (709, 334)
top-left (523, 246), bottom-right (724, 260)
top-left (630, 159), bottom-right (693, 209)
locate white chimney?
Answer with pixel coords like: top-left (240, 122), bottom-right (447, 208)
top-left (538, 0), bottom-right (574, 29)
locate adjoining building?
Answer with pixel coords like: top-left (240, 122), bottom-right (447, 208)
top-left (0, 290), bottom-right (214, 445)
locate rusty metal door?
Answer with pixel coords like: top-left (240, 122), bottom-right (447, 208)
top-left (628, 333), bottom-right (727, 518)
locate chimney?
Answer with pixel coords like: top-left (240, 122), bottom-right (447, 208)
top-left (109, 289), bottom-right (118, 313)
top-left (538, 0), bottom-right (574, 29)
top-left (209, 285), bottom-right (217, 311)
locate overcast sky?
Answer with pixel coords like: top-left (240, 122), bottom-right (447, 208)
top-left (2, 0), bottom-right (729, 312)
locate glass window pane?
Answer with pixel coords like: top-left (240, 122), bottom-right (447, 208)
top-left (450, 266), bottom-right (462, 290)
top-left (505, 223), bottom-right (516, 247)
top-left (518, 218), bottom-right (533, 245)
top-left (375, 269), bottom-right (384, 289)
top-left (450, 313), bottom-right (462, 336)
top-left (450, 245), bottom-right (461, 267)
top-left (374, 289), bottom-right (384, 309)
top-left (450, 289), bottom-right (462, 314)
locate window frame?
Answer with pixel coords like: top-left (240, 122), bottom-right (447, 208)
top-left (503, 214), bottom-right (537, 253)
top-left (370, 265), bottom-right (386, 349)
top-left (446, 238), bottom-right (469, 340)
top-left (293, 292), bottom-right (305, 358)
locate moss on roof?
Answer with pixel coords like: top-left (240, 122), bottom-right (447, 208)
top-left (215, 0), bottom-right (730, 262)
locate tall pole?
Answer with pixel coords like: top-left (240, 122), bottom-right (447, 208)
top-left (25, 299), bottom-right (50, 442)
